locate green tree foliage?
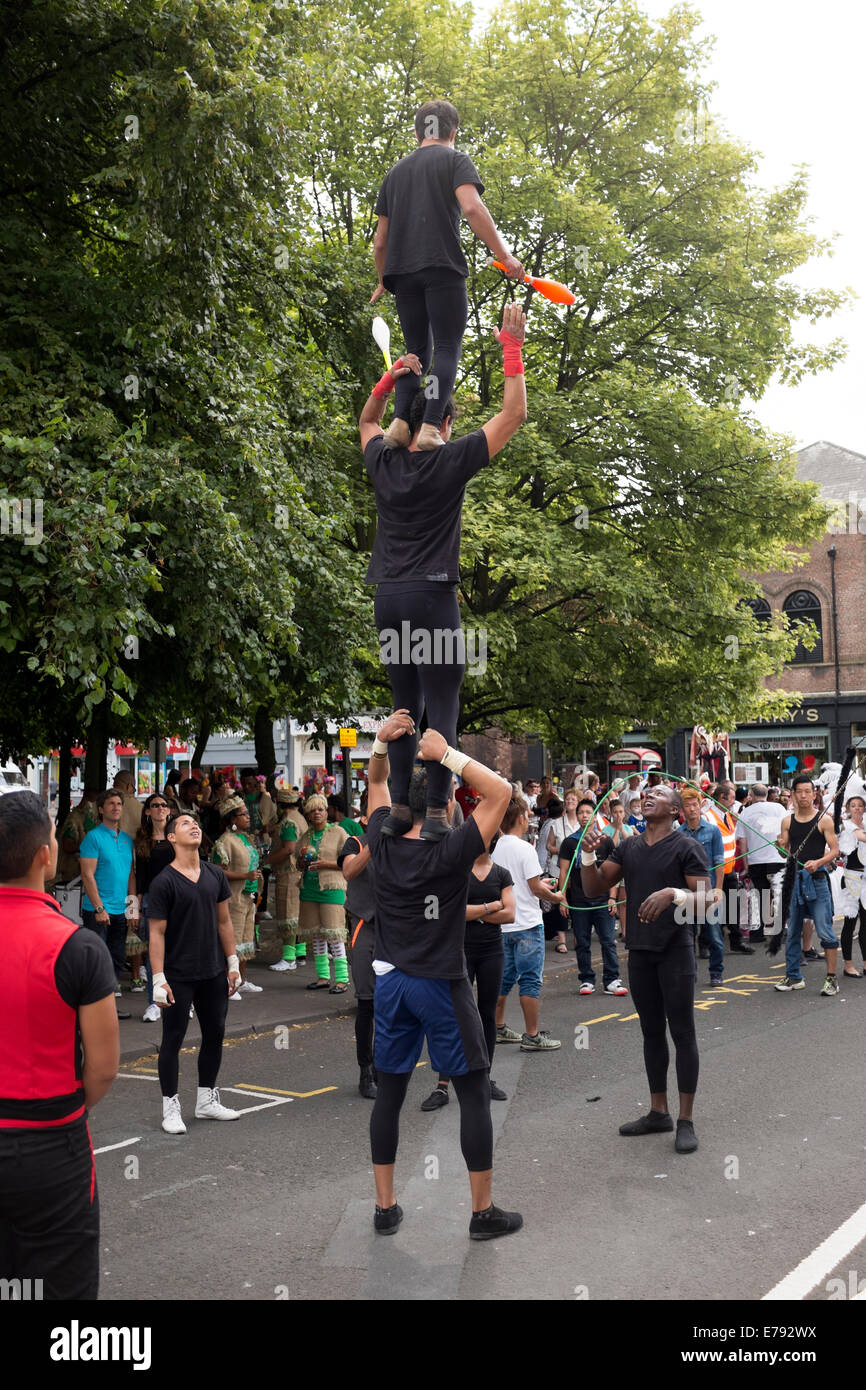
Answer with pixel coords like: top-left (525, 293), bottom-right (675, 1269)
top-left (0, 0), bottom-right (847, 766)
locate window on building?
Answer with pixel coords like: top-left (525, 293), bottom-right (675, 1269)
top-left (743, 596), bottom-right (771, 625)
top-left (783, 590), bottom-right (823, 664)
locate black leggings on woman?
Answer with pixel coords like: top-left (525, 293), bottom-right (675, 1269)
top-left (439, 940), bottom-right (504, 1083)
top-left (374, 582), bottom-right (464, 809)
top-left (371, 1067), bottom-right (492, 1170)
top-left (390, 268), bottom-right (468, 428)
top-left (841, 906), bottom-right (866, 965)
top-left (628, 945), bottom-right (699, 1095)
top-left (158, 972), bottom-right (228, 1095)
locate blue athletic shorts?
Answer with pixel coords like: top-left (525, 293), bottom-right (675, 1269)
top-left (373, 969), bottom-right (489, 1075)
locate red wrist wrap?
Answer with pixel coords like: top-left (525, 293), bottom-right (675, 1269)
top-left (499, 331), bottom-right (524, 377)
top-left (371, 358), bottom-right (404, 398)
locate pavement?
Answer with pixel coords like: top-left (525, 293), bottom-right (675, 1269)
top-left (93, 936), bottom-right (866, 1305)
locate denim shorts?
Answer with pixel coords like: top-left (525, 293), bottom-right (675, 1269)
top-left (500, 926), bottom-right (545, 999)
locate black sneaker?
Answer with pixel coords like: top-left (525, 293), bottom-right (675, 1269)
top-left (619, 1110), bottom-right (674, 1136)
top-left (374, 1202), bottom-right (403, 1234)
top-left (675, 1119), bottom-right (699, 1154)
top-left (802, 948), bottom-right (820, 962)
top-left (489, 1079), bottom-right (507, 1101)
top-left (380, 813), bottom-right (412, 838)
top-left (358, 1065), bottom-right (377, 1100)
top-left (419, 816), bottom-right (450, 842)
top-left (469, 1204), bottom-right (523, 1240)
top-left (420, 1086), bottom-right (449, 1111)
top-left (729, 944), bottom-right (754, 955)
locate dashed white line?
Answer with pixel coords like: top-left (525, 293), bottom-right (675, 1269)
top-left (93, 1137), bottom-right (141, 1155)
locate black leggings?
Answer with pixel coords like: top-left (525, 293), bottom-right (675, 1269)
top-left (439, 941), bottom-right (504, 1082)
top-left (841, 906), bottom-right (866, 964)
top-left (628, 946), bottom-right (699, 1095)
top-left (158, 973), bottom-right (228, 1095)
top-left (370, 1067), bottom-right (493, 1171)
top-left (356, 996), bottom-right (375, 1068)
top-left (374, 583), bottom-right (463, 808)
top-left (390, 269), bottom-right (468, 428)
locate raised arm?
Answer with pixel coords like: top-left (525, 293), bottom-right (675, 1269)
top-left (481, 303), bottom-right (528, 459)
top-left (416, 729), bottom-right (511, 849)
top-left (366, 709), bottom-right (417, 818)
top-left (358, 353), bottom-right (423, 451)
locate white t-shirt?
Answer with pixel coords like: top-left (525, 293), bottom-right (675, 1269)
top-left (492, 834), bottom-right (544, 933)
top-left (735, 801), bottom-right (786, 865)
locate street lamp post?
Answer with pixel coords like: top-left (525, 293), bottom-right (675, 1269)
top-left (827, 546), bottom-right (842, 760)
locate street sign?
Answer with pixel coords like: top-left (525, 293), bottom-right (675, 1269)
top-left (339, 728), bottom-right (357, 748)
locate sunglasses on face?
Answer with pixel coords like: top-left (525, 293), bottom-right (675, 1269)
top-left (149, 803), bottom-right (169, 810)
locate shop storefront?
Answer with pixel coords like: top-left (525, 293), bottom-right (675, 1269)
top-left (730, 707), bottom-right (829, 785)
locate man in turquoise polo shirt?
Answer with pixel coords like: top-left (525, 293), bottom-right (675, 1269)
top-left (79, 789), bottom-right (139, 1019)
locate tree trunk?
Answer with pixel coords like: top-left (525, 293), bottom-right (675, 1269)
top-left (191, 712), bottom-right (212, 771)
top-left (83, 703), bottom-right (109, 792)
top-left (57, 736), bottom-right (72, 826)
top-left (254, 705), bottom-right (276, 777)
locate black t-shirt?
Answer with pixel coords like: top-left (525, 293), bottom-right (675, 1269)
top-left (465, 862), bottom-right (513, 948)
top-left (607, 831), bottom-right (710, 952)
top-left (374, 145), bottom-right (484, 287)
top-left (559, 833), bottom-right (607, 908)
top-left (55, 929), bottom-right (117, 1008)
top-left (364, 431), bottom-right (489, 584)
top-left (147, 861), bottom-right (232, 981)
top-left (55, 928), bottom-right (117, 1085)
top-left (366, 805), bottom-right (485, 978)
top-left (136, 838), bottom-right (175, 894)
top-left (337, 834), bottom-right (376, 923)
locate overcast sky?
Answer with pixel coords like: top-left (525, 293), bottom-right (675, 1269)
top-left (473, 0), bottom-right (865, 455)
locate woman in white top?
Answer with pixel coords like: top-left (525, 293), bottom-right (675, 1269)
top-left (491, 799), bottom-right (565, 1049)
top-left (601, 799), bottom-right (634, 938)
top-left (541, 791), bottom-right (580, 954)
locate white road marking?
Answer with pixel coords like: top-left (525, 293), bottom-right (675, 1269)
top-left (763, 1199), bottom-right (866, 1300)
top-left (132, 1175), bottom-right (217, 1207)
top-left (93, 1137), bottom-right (141, 1155)
top-left (116, 1071), bottom-right (159, 1081)
top-left (220, 1094), bottom-right (294, 1116)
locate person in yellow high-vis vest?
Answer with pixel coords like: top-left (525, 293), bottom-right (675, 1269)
top-left (703, 782), bottom-right (753, 954)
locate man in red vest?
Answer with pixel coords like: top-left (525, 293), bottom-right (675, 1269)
top-left (0, 791), bottom-right (119, 1299)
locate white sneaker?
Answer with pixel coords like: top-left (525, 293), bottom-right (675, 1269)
top-left (195, 1086), bottom-right (240, 1121)
top-left (142, 1002), bottom-right (161, 1022)
top-left (605, 978), bottom-right (629, 996)
top-left (257, 911), bottom-right (273, 921)
top-left (579, 981), bottom-right (595, 995)
top-left (229, 988), bottom-right (243, 1000)
top-left (269, 959), bottom-right (295, 972)
top-left (162, 1094), bottom-right (187, 1135)
top-left (240, 979), bottom-right (263, 993)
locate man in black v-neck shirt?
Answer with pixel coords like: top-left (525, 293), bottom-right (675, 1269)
top-left (147, 814), bottom-right (242, 1136)
top-left (358, 303), bottom-right (529, 843)
top-left (370, 99), bottom-right (523, 452)
top-left (579, 785), bottom-right (711, 1155)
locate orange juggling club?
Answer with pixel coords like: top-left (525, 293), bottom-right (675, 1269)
top-left (487, 258), bottom-right (576, 305)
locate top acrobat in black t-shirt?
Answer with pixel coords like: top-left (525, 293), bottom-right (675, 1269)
top-left (364, 430), bottom-right (489, 584)
top-left (147, 861), bottom-right (232, 981)
top-left (606, 831), bottom-right (710, 952)
top-left (366, 805), bottom-right (485, 978)
top-left (374, 145), bottom-right (484, 288)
